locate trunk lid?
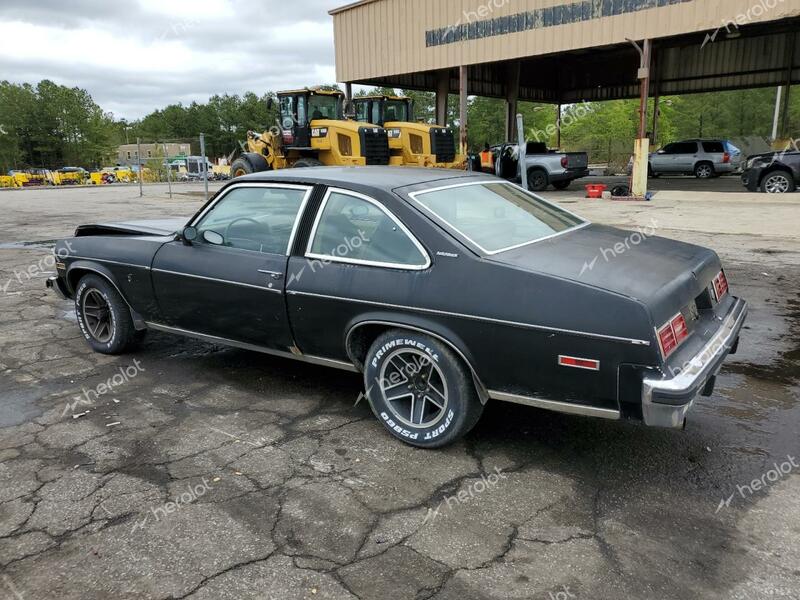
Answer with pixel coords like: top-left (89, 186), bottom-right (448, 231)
top-left (489, 223), bottom-right (721, 326)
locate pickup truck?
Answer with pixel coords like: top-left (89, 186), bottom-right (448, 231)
top-left (741, 150), bottom-right (799, 193)
top-left (489, 142), bottom-right (590, 191)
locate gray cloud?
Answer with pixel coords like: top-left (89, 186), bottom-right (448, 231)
top-left (0, 0), bottom-right (345, 119)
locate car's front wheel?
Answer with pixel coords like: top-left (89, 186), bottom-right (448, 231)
top-left (363, 330), bottom-right (483, 448)
top-left (760, 170), bottom-right (796, 194)
top-left (75, 274), bottom-right (142, 355)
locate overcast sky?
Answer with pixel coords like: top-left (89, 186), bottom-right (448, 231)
top-left (0, 0), bottom-right (349, 120)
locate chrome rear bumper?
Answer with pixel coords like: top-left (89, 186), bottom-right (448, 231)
top-left (642, 297), bottom-right (747, 428)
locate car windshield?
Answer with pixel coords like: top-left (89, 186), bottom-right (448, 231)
top-left (411, 181), bottom-right (586, 254)
top-left (309, 95), bottom-right (341, 120)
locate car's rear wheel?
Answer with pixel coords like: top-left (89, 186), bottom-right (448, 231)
top-left (527, 168), bottom-right (549, 192)
top-left (363, 330), bottom-right (483, 448)
top-left (760, 170), bottom-right (795, 194)
top-left (552, 180), bottom-right (571, 190)
top-left (75, 274), bottom-right (141, 355)
top-left (694, 162), bottom-right (715, 179)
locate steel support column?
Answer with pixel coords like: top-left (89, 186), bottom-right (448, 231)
top-left (505, 61), bottom-right (520, 142)
top-left (459, 66), bottom-right (468, 156)
top-left (631, 38), bottom-right (652, 198)
top-left (435, 70), bottom-right (450, 126)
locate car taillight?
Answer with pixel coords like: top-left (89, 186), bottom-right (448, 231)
top-left (657, 322), bottom-right (678, 357)
top-left (657, 313), bottom-right (690, 358)
top-left (712, 270), bottom-right (728, 301)
top-left (723, 152), bottom-right (730, 164)
top-left (671, 314), bottom-right (689, 344)
top-left (560, 156), bottom-right (568, 168)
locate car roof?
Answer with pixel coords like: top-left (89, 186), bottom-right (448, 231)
top-left (233, 166), bottom-right (491, 191)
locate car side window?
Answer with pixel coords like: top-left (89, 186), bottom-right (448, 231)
top-left (196, 186), bottom-right (308, 255)
top-left (702, 141), bottom-right (724, 153)
top-left (308, 191), bottom-right (428, 269)
top-left (675, 142), bottom-right (697, 154)
top-left (661, 143), bottom-right (676, 154)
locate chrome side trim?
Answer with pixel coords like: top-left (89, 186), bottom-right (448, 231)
top-left (151, 268), bottom-right (282, 294)
top-left (345, 319), bottom-right (490, 404)
top-left (66, 256), bottom-right (151, 270)
top-left (489, 390), bottom-right (621, 420)
top-left (145, 322), bottom-right (359, 372)
top-left (407, 180), bottom-right (590, 256)
top-left (642, 297), bottom-right (747, 429)
top-left (305, 187), bottom-right (431, 271)
top-left (288, 290), bottom-right (650, 346)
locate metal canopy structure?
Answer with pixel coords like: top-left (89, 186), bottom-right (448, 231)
top-left (332, 0), bottom-right (800, 194)
top-left (352, 19), bottom-right (800, 105)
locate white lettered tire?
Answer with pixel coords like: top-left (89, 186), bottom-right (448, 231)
top-left (363, 329), bottom-right (483, 448)
top-left (75, 274), bottom-right (142, 355)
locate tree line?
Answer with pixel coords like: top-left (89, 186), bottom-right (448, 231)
top-left (0, 79), bottom-right (796, 173)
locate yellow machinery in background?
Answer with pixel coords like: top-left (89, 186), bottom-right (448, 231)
top-left (231, 88), bottom-right (389, 177)
top-left (352, 94), bottom-right (464, 169)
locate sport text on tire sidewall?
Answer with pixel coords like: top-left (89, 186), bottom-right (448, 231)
top-left (363, 332), bottom-right (481, 448)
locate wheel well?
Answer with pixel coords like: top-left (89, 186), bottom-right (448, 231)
top-left (346, 323), bottom-right (390, 370)
top-left (67, 267), bottom-right (146, 330)
top-left (345, 321), bottom-right (489, 404)
top-left (760, 165), bottom-right (793, 181)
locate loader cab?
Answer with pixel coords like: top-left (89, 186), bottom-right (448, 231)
top-left (278, 89), bottom-right (344, 149)
top-left (354, 96), bottom-right (412, 128)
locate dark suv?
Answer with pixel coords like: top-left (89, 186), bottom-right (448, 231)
top-left (741, 151), bottom-right (800, 194)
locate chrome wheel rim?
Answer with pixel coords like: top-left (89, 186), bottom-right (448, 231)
top-left (378, 349), bottom-right (448, 428)
top-left (82, 289), bottom-right (113, 343)
top-left (697, 165), bottom-right (712, 178)
top-left (765, 174), bottom-right (789, 193)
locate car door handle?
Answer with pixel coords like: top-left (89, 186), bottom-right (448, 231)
top-left (258, 269), bottom-right (283, 280)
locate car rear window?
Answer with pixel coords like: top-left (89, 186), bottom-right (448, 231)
top-left (410, 181), bottom-right (586, 255)
top-left (702, 141), bottom-right (725, 153)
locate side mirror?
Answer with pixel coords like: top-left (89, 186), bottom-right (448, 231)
top-left (657, 149), bottom-right (666, 154)
top-left (202, 230), bottom-right (224, 245)
top-left (181, 226), bottom-right (198, 245)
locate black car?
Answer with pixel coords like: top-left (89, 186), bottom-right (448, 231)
top-left (741, 150), bottom-right (799, 193)
top-left (47, 167), bottom-right (747, 447)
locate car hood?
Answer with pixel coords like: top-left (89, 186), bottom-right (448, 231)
top-left (75, 218), bottom-right (186, 237)
top-left (488, 223), bottom-right (721, 324)
top-left (748, 151), bottom-right (800, 161)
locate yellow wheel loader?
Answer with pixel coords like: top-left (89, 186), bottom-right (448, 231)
top-left (353, 95), bottom-right (464, 169)
top-left (231, 88), bottom-right (389, 177)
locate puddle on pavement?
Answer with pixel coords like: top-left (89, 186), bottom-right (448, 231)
top-left (0, 387), bottom-right (45, 427)
top-left (700, 295), bottom-right (800, 460)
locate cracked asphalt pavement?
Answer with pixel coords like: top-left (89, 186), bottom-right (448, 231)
top-left (1, 183), bottom-right (799, 599)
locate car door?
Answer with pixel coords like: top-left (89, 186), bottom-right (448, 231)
top-left (674, 141), bottom-right (698, 172)
top-left (151, 183), bottom-right (312, 350)
top-left (651, 143), bottom-right (676, 173)
top-left (286, 187), bottom-right (431, 360)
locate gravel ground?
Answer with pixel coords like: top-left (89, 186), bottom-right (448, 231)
top-left (0, 181), bottom-right (798, 600)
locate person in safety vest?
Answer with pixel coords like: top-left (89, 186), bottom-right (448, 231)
top-left (479, 143), bottom-right (494, 173)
